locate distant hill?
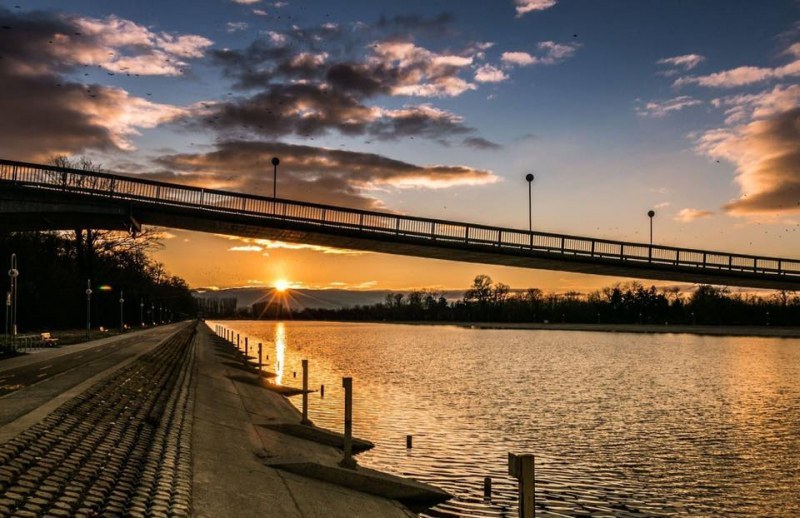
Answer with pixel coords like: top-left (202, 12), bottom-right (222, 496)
top-left (192, 287), bottom-right (466, 310)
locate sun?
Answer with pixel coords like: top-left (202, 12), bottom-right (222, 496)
top-left (274, 279), bottom-right (290, 292)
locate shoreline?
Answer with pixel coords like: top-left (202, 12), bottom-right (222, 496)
top-left (281, 319), bottom-right (800, 339)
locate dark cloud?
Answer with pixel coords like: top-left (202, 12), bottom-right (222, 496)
top-left (376, 13), bottom-right (456, 36)
top-left (463, 136), bottom-right (502, 150)
top-left (193, 17), bottom-right (493, 145)
top-left (719, 107), bottom-right (800, 214)
top-left (0, 8), bottom-right (200, 161)
top-left (151, 139), bottom-right (498, 209)
top-left (325, 63), bottom-right (386, 96)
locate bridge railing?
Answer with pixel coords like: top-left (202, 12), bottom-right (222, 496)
top-left (2, 158), bottom-right (800, 279)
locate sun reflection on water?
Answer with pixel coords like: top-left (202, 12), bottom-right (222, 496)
top-left (274, 321), bottom-right (286, 385)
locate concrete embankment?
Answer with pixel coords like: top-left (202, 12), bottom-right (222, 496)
top-left (194, 323), bottom-right (448, 517)
top-left (0, 321), bottom-right (448, 517)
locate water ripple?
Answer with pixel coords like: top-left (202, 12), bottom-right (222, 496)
top-left (212, 321), bottom-right (800, 517)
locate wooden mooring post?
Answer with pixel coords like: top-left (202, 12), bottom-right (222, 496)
top-left (301, 359), bottom-right (310, 425)
top-left (339, 377), bottom-right (356, 469)
top-left (508, 453), bottom-right (535, 518)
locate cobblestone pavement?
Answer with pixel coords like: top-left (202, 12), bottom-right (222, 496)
top-left (0, 323), bottom-right (196, 517)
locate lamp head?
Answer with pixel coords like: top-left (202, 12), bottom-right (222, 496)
top-left (271, 157), bottom-right (280, 166)
top-left (525, 173), bottom-right (534, 183)
top-left (647, 210), bottom-right (655, 218)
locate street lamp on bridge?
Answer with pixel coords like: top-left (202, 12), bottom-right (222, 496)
top-left (647, 210), bottom-right (656, 262)
top-left (525, 173), bottom-right (534, 233)
top-left (271, 157), bottom-right (280, 199)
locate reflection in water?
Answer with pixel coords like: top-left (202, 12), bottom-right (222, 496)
top-left (213, 321), bottom-right (800, 517)
top-left (274, 322), bottom-right (285, 385)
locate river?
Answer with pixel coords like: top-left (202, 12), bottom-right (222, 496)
top-left (212, 321), bottom-right (800, 517)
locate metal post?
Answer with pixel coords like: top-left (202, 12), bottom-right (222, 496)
top-left (272, 157), bottom-right (280, 199)
top-left (258, 342), bottom-right (263, 370)
top-left (140, 298), bottom-right (144, 327)
top-left (301, 359), bottom-right (310, 425)
top-left (339, 377), bottom-right (356, 469)
top-left (119, 290), bottom-right (125, 333)
top-left (245, 337), bottom-right (249, 358)
top-left (483, 476), bottom-right (492, 500)
top-left (648, 210), bottom-right (655, 262)
top-left (237, 333), bottom-right (240, 349)
top-left (8, 253), bottom-right (18, 346)
top-left (4, 291), bottom-right (9, 347)
top-left (85, 279), bottom-right (93, 340)
top-left (508, 453), bottom-right (535, 518)
top-left (525, 173), bottom-right (534, 233)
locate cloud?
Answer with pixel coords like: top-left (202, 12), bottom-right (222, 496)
top-left (202, 25), bottom-right (502, 144)
top-left (152, 139), bottom-right (499, 209)
top-left (474, 64), bottom-right (508, 83)
top-left (675, 43), bottom-right (800, 88)
top-left (674, 208), bottom-right (714, 222)
top-left (695, 85), bottom-right (800, 215)
top-left (501, 51), bottom-right (536, 66)
top-left (0, 8), bottom-right (191, 160)
top-left (217, 235), bottom-right (365, 255)
top-left (462, 137), bottom-right (502, 150)
top-left (657, 54), bottom-right (705, 71)
top-left (231, 0), bottom-right (260, 4)
top-left (514, 0), bottom-right (557, 17)
top-left (636, 96), bottom-right (702, 117)
top-left (226, 22), bottom-right (249, 33)
top-left (229, 245), bottom-right (264, 252)
top-left (375, 13), bottom-right (456, 36)
top-left (501, 41), bottom-right (580, 67)
top-left (252, 9), bottom-right (268, 16)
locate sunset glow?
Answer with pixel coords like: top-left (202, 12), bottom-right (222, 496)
top-left (274, 280), bottom-right (290, 293)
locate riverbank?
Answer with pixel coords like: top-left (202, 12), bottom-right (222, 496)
top-left (293, 319), bottom-right (800, 338)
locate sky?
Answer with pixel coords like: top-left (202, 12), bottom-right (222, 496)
top-left (1, 0), bottom-right (799, 293)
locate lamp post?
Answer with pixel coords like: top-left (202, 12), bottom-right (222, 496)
top-left (159, 305), bottom-right (163, 324)
top-left (85, 280), bottom-right (92, 340)
top-left (119, 290), bottom-right (125, 333)
top-left (525, 174), bottom-right (534, 233)
top-left (271, 157), bottom-right (280, 199)
top-left (151, 303), bottom-right (155, 326)
top-left (8, 253), bottom-right (18, 346)
top-left (647, 210), bottom-right (655, 262)
top-left (4, 291), bottom-right (10, 347)
top-left (140, 298), bottom-right (144, 327)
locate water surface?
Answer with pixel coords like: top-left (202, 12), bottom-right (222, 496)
top-left (212, 321), bottom-right (800, 517)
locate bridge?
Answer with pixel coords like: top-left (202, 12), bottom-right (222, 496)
top-left (1, 157), bottom-right (799, 291)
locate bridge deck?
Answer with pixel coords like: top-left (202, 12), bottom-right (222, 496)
top-left (1, 158), bottom-right (799, 290)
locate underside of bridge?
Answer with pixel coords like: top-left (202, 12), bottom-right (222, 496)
top-left (2, 185), bottom-right (798, 291)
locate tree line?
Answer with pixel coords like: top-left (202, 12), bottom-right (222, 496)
top-left (294, 274), bottom-right (800, 326)
top-left (1, 229), bottom-right (196, 333)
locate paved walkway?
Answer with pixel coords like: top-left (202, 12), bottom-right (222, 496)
top-left (0, 323), bottom-right (188, 439)
top-left (0, 324), bottom-right (195, 516)
top-left (191, 324), bottom-right (416, 518)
